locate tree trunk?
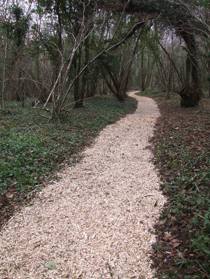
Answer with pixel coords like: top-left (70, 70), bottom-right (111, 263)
top-left (180, 32), bottom-right (202, 107)
top-left (140, 48), bottom-right (146, 91)
top-left (80, 39), bottom-right (90, 105)
top-left (1, 38), bottom-right (7, 110)
top-left (74, 48), bottom-right (83, 108)
top-left (207, 42), bottom-right (210, 98)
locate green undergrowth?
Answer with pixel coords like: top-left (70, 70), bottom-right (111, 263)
top-left (0, 96), bottom-right (137, 196)
top-left (151, 93), bottom-right (210, 278)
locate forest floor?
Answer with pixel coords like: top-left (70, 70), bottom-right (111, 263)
top-left (0, 96), bottom-right (137, 229)
top-left (0, 93), bottom-right (165, 279)
top-left (142, 90), bottom-right (210, 279)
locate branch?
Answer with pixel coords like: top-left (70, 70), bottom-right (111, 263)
top-left (61, 21), bottom-right (146, 108)
top-left (158, 41), bottom-right (184, 85)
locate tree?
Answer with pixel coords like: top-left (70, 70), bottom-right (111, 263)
top-left (1, 0), bottom-right (209, 116)
top-left (101, 0), bottom-right (210, 106)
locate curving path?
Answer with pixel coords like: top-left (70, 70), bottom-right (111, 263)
top-left (0, 93), bottom-right (165, 279)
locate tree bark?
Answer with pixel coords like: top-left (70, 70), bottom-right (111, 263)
top-left (1, 38), bottom-right (7, 110)
top-left (180, 31), bottom-right (202, 107)
top-left (74, 48), bottom-right (83, 108)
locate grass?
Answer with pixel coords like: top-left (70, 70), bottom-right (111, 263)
top-left (141, 90), bottom-right (210, 278)
top-left (0, 96), bottom-right (137, 226)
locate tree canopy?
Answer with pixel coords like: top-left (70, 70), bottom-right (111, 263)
top-left (0, 0), bottom-right (209, 113)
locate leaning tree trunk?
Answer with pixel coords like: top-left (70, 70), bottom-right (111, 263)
top-left (80, 38), bottom-right (90, 106)
top-left (207, 39), bottom-right (210, 98)
top-left (74, 48), bottom-right (84, 109)
top-left (180, 32), bottom-right (202, 107)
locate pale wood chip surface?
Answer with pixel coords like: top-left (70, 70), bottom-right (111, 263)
top-left (0, 93), bottom-right (165, 279)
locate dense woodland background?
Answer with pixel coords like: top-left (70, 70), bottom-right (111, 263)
top-left (0, 0), bottom-right (210, 278)
top-left (0, 0), bottom-right (209, 115)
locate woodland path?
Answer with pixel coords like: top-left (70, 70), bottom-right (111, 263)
top-left (0, 92), bottom-right (165, 279)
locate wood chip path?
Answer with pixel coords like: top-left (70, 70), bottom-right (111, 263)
top-left (0, 93), bottom-right (165, 279)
